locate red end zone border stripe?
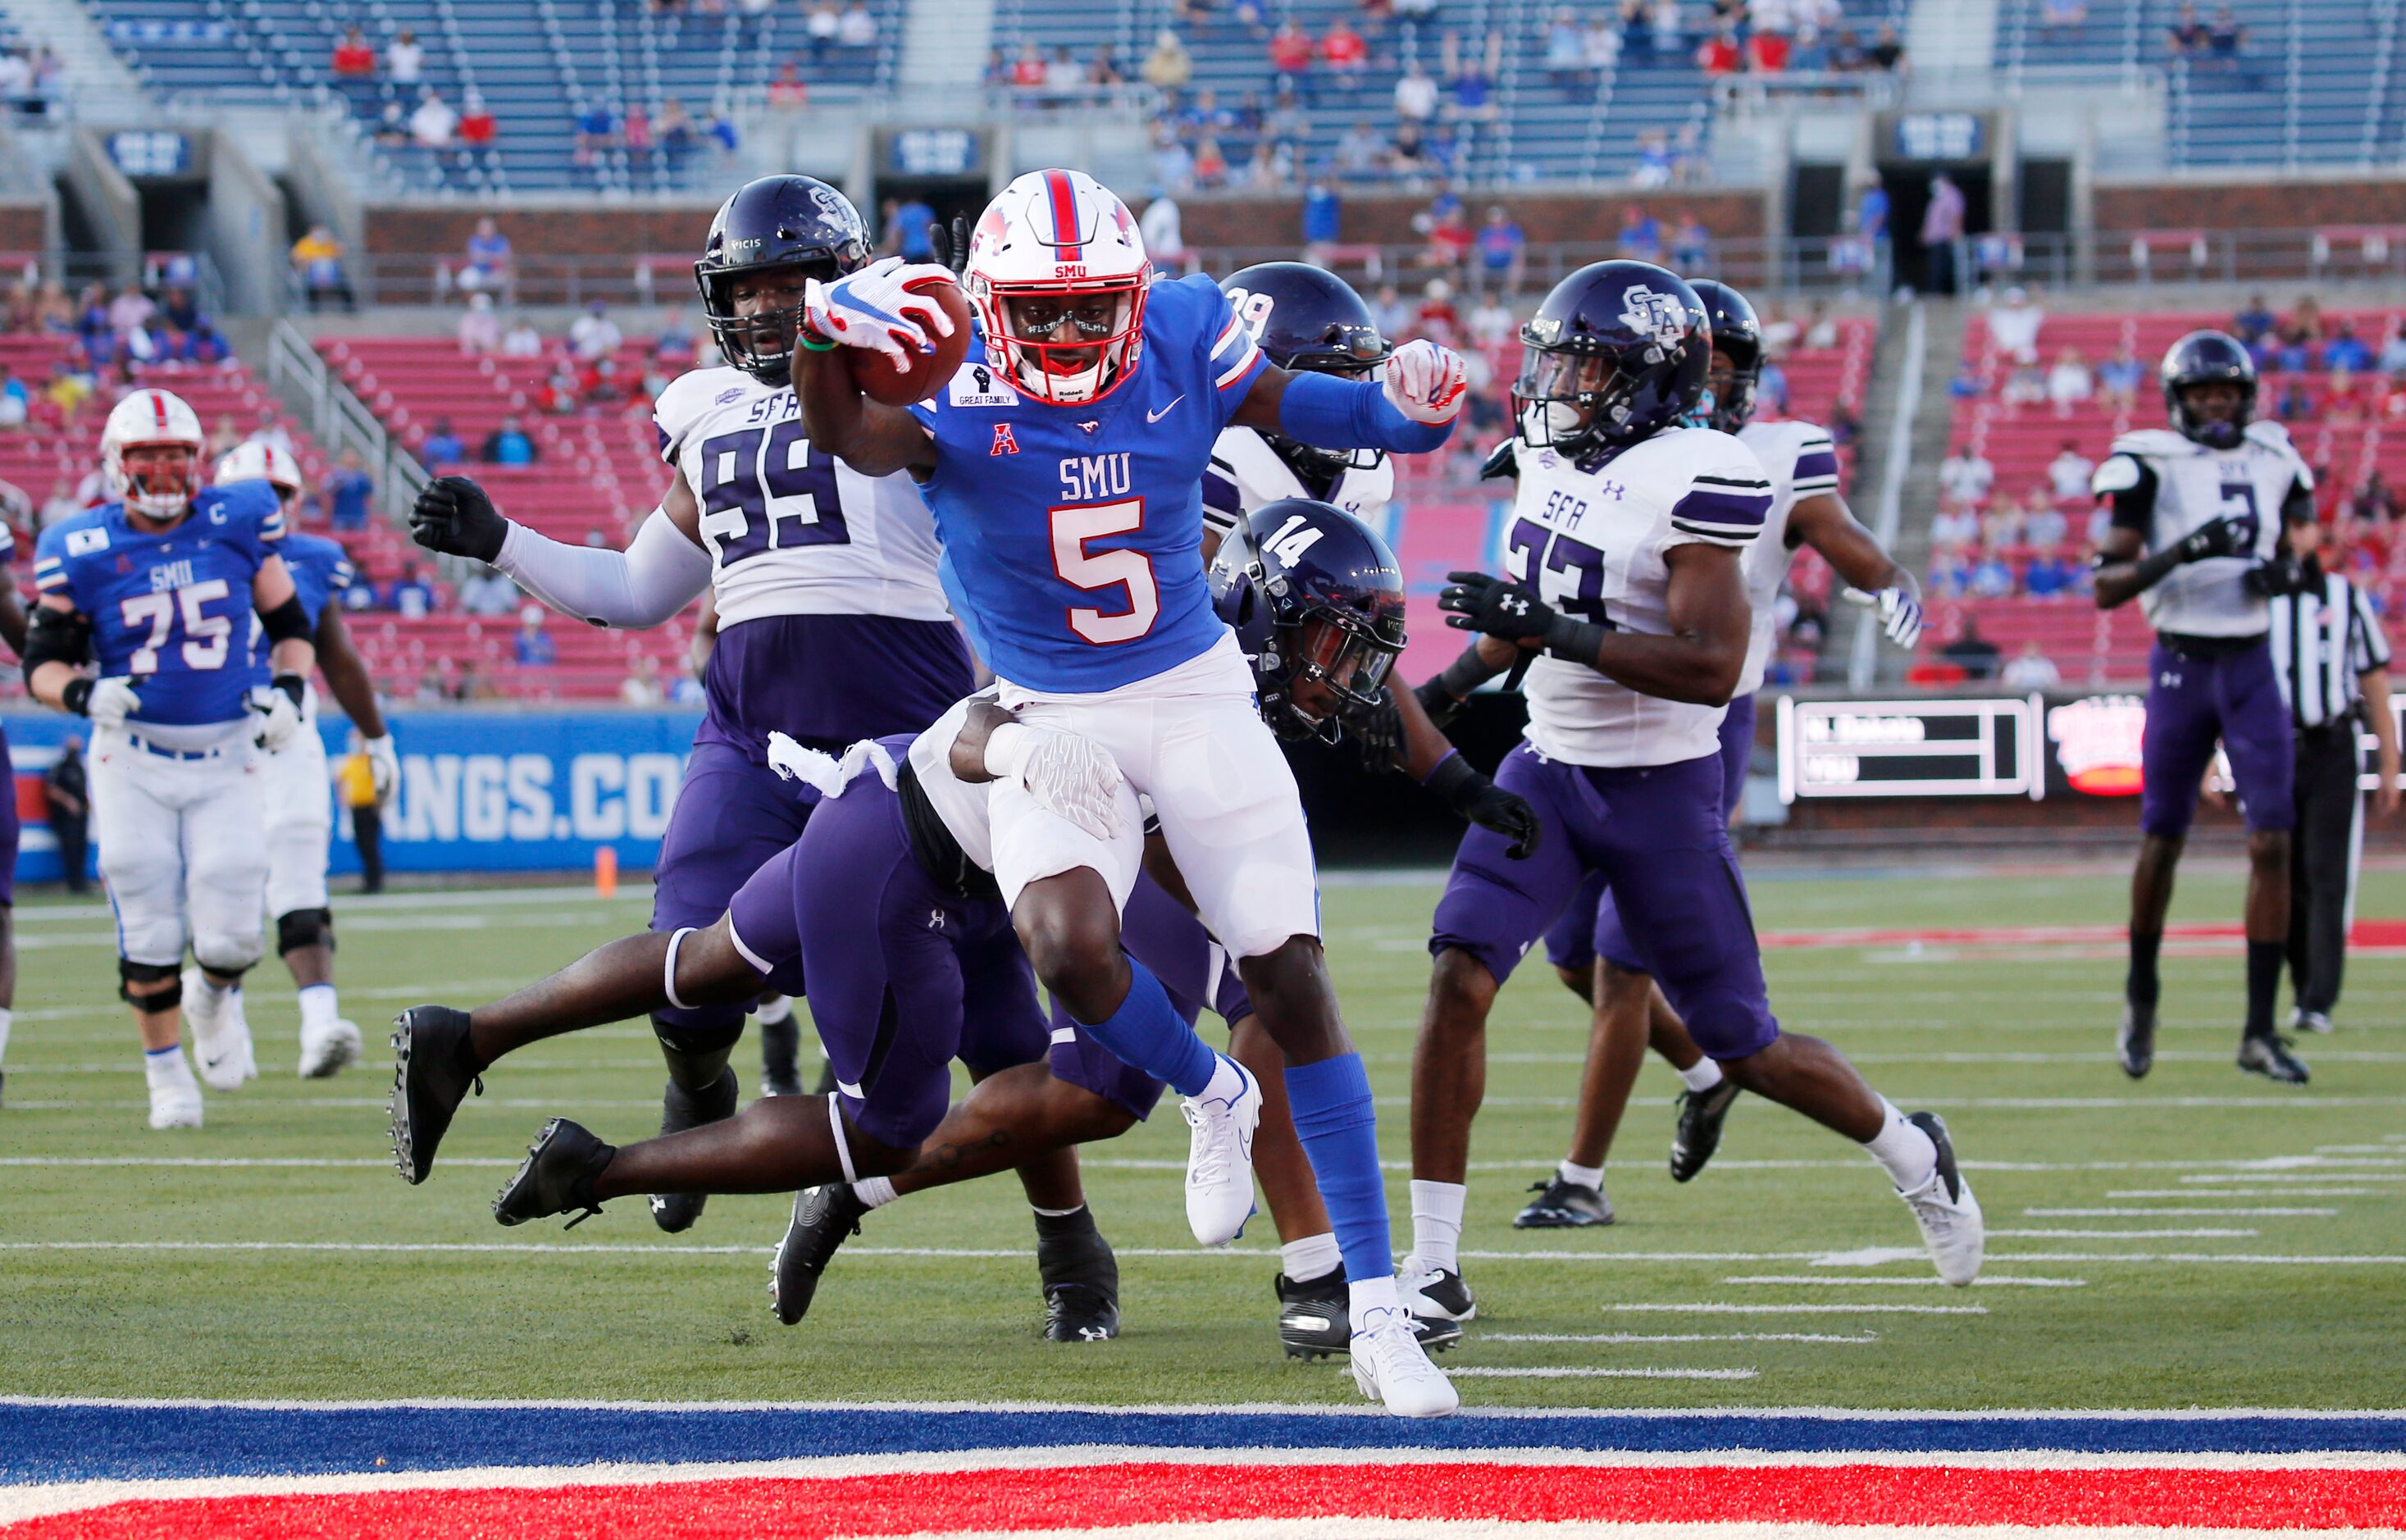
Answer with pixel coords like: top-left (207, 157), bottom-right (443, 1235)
top-left (16, 1461), bottom-right (2406, 1537)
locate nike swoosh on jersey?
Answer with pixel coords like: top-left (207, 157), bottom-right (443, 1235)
top-left (1147, 395), bottom-right (1184, 422)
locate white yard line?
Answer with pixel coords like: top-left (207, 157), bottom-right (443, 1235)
top-left (1444, 1367), bottom-right (1761, 1381)
top-left (1723, 1276), bottom-right (2090, 1288)
top-left (1480, 1332), bottom-right (1879, 1346)
top-left (2107, 1187), bottom-right (2385, 1199)
top-left (1602, 1303), bottom-right (1989, 1316)
top-left (1984, 1228), bottom-right (2258, 1239)
top-left (2024, 1207), bottom-right (2335, 1217)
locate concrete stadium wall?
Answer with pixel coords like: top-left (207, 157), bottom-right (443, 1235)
top-left (359, 204), bottom-right (720, 259)
top-left (1171, 189), bottom-right (1769, 253)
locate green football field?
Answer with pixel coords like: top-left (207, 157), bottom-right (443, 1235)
top-left (2, 860), bottom-right (2401, 1414)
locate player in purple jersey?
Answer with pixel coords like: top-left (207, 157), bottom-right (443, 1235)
top-left (0, 509), bottom-right (28, 1109)
top-left (26, 388), bottom-right (320, 1130)
top-left (408, 176), bottom-right (976, 1231)
top-left (795, 167), bottom-right (1469, 1415)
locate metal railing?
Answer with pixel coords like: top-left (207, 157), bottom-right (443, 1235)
top-left (264, 317), bottom-right (427, 520)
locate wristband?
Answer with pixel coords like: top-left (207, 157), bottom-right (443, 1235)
top-left (796, 334), bottom-right (839, 353)
top-left (982, 721), bottom-right (1034, 783)
top-left (1421, 748), bottom-right (1468, 791)
top-left (1542, 614), bottom-right (1610, 666)
top-left (272, 672), bottom-right (307, 708)
top-left (61, 676), bottom-right (93, 716)
top-left (1436, 645), bottom-right (1496, 700)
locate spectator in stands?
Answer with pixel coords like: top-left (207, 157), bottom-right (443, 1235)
top-left (804, 0), bottom-right (841, 57)
top-left (1920, 171), bottom-right (1966, 294)
top-left (1416, 191), bottom-right (1473, 267)
top-left (569, 300), bottom-right (622, 362)
top-left (1270, 18), bottom-right (1316, 91)
top-left (1828, 395), bottom-right (1861, 445)
top-left (410, 86), bottom-right (458, 148)
top-left (1544, 8), bottom-right (1587, 83)
top-left (2384, 371), bottom-right (2406, 421)
top-left (838, 0), bottom-right (877, 48)
top-left (1615, 203), bottom-right (1665, 262)
top-left (1144, 30), bottom-right (1192, 92)
top-left (1967, 547), bottom-right (2016, 599)
top-left (1930, 503), bottom-right (1980, 549)
top-left (422, 418), bottom-right (466, 472)
top-left (1415, 279), bottom-right (1460, 346)
top-left (2045, 346), bottom-right (2094, 416)
top-left (1582, 15), bottom-right (1622, 82)
top-left (43, 361), bottom-right (85, 426)
top-left (1323, 15), bottom-right (1369, 85)
top-left (2001, 640), bottom-right (2062, 687)
top-left (458, 565), bottom-right (518, 617)
top-left (2377, 325), bottom-right (2406, 376)
top-left (514, 605), bottom-right (557, 667)
top-left (326, 450), bottom-right (372, 532)
top-left (1139, 194), bottom-right (1187, 271)
top-left (1242, 140), bottom-right (1293, 191)
top-left (2204, 4), bottom-right (2244, 63)
top-left (458, 217), bottom-right (512, 299)
top-left (1651, 0), bottom-right (1686, 52)
top-left (1448, 31), bottom-right (1501, 121)
top-left (2323, 317), bottom-right (2372, 372)
top-left (2226, 292), bottom-right (2277, 349)
top-left (2024, 490), bottom-right (2068, 550)
top-left (2096, 344), bottom-right (2145, 412)
top-left (481, 414), bottom-right (539, 467)
top-left (485, 314), bottom-right (539, 361)
top-left (1370, 282), bottom-right (1409, 340)
top-left (290, 225), bottom-right (356, 312)
top-left (1671, 212), bottom-right (1712, 272)
top-left (2326, 365), bottom-right (2367, 423)
top-left (1694, 21), bottom-right (1740, 75)
top-left (770, 62), bottom-right (810, 112)
top-left (1149, 125), bottom-right (1195, 195)
top-left (2048, 441), bottom-right (2094, 501)
top-left (1467, 289), bottom-right (1516, 346)
top-left (1868, 21), bottom-right (1906, 70)
top-left (1757, 354), bottom-right (1790, 412)
top-left (457, 292), bottom-right (500, 355)
top-left (390, 563), bottom-right (437, 619)
top-left (333, 26), bottom-right (376, 78)
top-left (2273, 376), bottom-right (2317, 422)
top-left (621, 654), bottom-right (667, 707)
top-left (1941, 616), bottom-right (2003, 678)
top-left (390, 29), bottom-right (424, 84)
top-left (1088, 43), bottom-right (1124, 87)
top-left (2022, 549), bottom-right (2077, 600)
top-left (622, 104), bottom-right (654, 155)
top-left (1748, 12), bottom-right (1794, 73)
top-left (1985, 285), bottom-right (2043, 363)
top-left (581, 355), bottom-right (627, 405)
top-left (1192, 136), bottom-right (1231, 189)
top-left (1632, 130), bottom-right (1675, 189)
top-left (882, 195), bottom-right (937, 262)
top-left (1474, 205), bottom-right (1526, 293)
top-left (39, 476), bottom-right (78, 531)
top-left (575, 102), bottom-right (617, 165)
top-left (1940, 444), bottom-right (1995, 507)
top-left (374, 102), bottom-right (409, 148)
top-left (2039, 0), bottom-right (2086, 39)
top-left (1396, 60), bottom-right (1439, 122)
top-left (1981, 490), bottom-right (2024, 548)
top-left (2285, 294), bottom-right (2326, 344)
top-left (1334, 120), bottom-right (1384, 180)
top-left (456, 661), bottom-right (494, 702)
top-left (2001, 360), bottom-right (2046, 409)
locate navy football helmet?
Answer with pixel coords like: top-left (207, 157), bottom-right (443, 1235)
top-left (1210, 498), bottom-right (1407, 743)
top-left (1223, 262), bottom-right (1395, 478)
top-left (1688, 279), bottom-right (1763, 434)
top-left (695, 175), bottom-right (873, 387)
top-left (1512, 261), bottom-right (1711, 462)
top-left (2160, 329), bottom-right (2257, 449)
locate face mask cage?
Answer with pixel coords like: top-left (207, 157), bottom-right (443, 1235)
top-left (1511, 347), bottom-right (1628, 453)
top-left (701, 257), bottom-right (844, 385)
top-left (109, 443), bottom-right (202, 518)
top-left (2170, 378), bottom-right (2254, 448)
top-left (989, 281), bottom-right (1146, 403)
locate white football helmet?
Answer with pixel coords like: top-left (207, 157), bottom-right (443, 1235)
top-left (101, 388), bottom-right (207, 520)
top-left (965, 168), bottom-right (1151, 405)
top-left (214, 439), bottom-right (304, 507)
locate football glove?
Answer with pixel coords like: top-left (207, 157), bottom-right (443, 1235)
top-left (1351, 687), bottom-right (1407, 774)
top-left (1842, 585), bottom-right (1925, 650)
top-left (2241, 555), bottom-right (2310, 598)
top-left (363, 732), bottom-right (401, 804)
top-left (1426, 753), bottom-right (1541, 859)
top-left (71, 675), bottom-right (141, 726)
top-left (1383, 339), bottom-right (1470, 426)
top-left (804, 257), bottom-right (958, 362)
top-left (2176, 516), bottom-right (2252, 563)
top-left (252, 676), bottom-right (305, 750)
top-left (987, 722), bottom-right (1125, 842)
top-left (1439, 570), bottom-right (1556, 645)
top-left (411, 476), bottom-right (509, 564)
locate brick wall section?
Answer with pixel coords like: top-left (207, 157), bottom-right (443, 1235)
top-left (0, 203), bottom-right (49, 253)
top-left (360, 206), bottom-right (719, 257)
top-left (1172, 189), bottom-right (1767, 250)
top-left (2094, 179), bottom-right (2406, 232)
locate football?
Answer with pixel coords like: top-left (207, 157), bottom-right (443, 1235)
top-left (848, 273), bottom-right (975, 407)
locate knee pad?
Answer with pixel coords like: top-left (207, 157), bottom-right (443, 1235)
top-left (276, 907), bottom-right (335, 957)
top-left (650, 1009), bottom-right (746, 1061)
top-left (119, 959), bottom-right (181, 1009)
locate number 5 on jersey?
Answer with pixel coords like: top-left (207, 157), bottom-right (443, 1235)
top-left (1051, 499), bottom-right (1157, 645)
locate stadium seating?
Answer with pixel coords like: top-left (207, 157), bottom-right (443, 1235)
top-left (1928, 304), bottom-right (2406, 684)
top-left (86, 0), bottom-right (901, 193)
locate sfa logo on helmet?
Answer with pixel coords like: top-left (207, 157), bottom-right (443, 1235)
top-left (1620, 285), bottom-right (1692, 347)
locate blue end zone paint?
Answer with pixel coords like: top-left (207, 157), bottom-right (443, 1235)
top-left (5, 1406), bottom-right (2405, 1485)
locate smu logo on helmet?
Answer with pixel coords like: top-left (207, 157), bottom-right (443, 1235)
top-left (1620, 285), bottom-right (1692, 346)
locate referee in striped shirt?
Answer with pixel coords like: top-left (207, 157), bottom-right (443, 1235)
top-left (2267, 522), bottom-right (2399, 1035)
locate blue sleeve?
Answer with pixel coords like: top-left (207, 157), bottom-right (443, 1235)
top-left (1276, 370), bottom-right (1451, 456)
top-left (31, 523), bottom-right (77, 609)
top-left (1170, 275), bottom-right (1266, 431)
top-left (218, 481), bottom-right (287, 572)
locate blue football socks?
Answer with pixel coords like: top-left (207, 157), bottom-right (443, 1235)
top-left (1285, 1052), bottom-right (1392, 1285)
top-left (1079, 957), bottom-right (1218, 1098)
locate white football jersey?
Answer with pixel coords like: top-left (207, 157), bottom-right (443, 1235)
top-left (1734, 418), bottom-right (1840, 695)
top-left (1508, 426), bottom-right (1772, 768)
top-left (1202, 427), bottom-right (1396, 544)
top-left (2093, 420), bottom-right (2313, 639)
top-left (654, 366), bottom-right (953, 631)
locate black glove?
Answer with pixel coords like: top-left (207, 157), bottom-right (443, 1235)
top-left (60, 675), bottom-right (93, 716)
top-left (1350, 686), bottom-right (1406, 774)
top-left (2175, 516), bottom-right (2251, 564)
top-left (410, 475), bottom-right (509, 563)
top-left (1438, 570), bottom-right (1556, 645)
top-left (2241, 554), bottom-right (2309, 598)
top-left (1425, 753), bottom-right (1542, 859)
top-left (927, 213), bottom-right (973, 276)
top-left (271, 672), bottom-right (307, 708)
top-left (1414, 673), bottom-right (1465, 731)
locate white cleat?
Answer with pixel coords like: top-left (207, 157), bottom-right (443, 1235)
top-left (1897, 1110), bottom-right (1984, 1286)
top-left (1179, 1055), bottom-right (1261, 1246)
top-left (148, 1071), bottom-right (203, 1131)
top-left (183, 968), bottom-right (257, 1092)
top-left (1397, 1253), bottom-right (1479, 1323)
top-left (1350, 1305), bottom-right (1460, 1419)
top-left (298, 1018), bottom-right (362, 1079)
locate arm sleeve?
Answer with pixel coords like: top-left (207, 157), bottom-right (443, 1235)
top-left (494, 509), bottom-right (713, 628)
top-left (1275, 368), bottom-right (1449, 455)
top-left (2093, 453), bottom-right (2158, 534)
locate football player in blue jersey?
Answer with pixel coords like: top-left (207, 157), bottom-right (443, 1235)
top-left (27, 390), bottom-right (320, 1130)
top-left (0, 501), bottom-right (29, 1109)
top-left (217, 440), bottom-right (397, 1079)
top-left (795, 168), bottom-right (1467, 1415)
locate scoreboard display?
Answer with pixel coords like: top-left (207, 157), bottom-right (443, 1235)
top-left (1776, 697), bottom-right (2040, 801)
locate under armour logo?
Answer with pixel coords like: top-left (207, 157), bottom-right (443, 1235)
top-left (2161, 671), bottom-right (2182, 689)
top-left (1501, 595), bottom-right (1529, 616)
top-left (928, 908), bottom-right (947, 931)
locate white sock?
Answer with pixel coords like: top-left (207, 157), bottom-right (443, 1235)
top-left (298, 984), bottom-right (339, 1035)
top-left (0, 1006), bottom-right (12, 1065)
top-left (755, 993), bottom-right (792, 1026)
top-left (1556, 1158), bottom-right (1605, 1191)
top-left (1280, 1232), bottom-right (1342, 1282)
top-left (144, 1043), bottom-right (194, 1089)
top-left (853, 1175), bottom-right (899, 1210)
top-left (1409, 1178), bottom-right (1465, 1273)
top-left (1198, 1052), bottom-right (1246, 1103)
top-left (1677, 1058), bottom-right (1725, 1093)
top-left (1030, 1203), bottom-right (1082, 1219)
top-left (1348, 1273), bottom-right (1400, 1329)
top-left (1861, 1096), bottom-right (1939, 1191)
top-left (192, 972), bottom-right (230, 1005)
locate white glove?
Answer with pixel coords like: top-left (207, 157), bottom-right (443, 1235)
top-left (84, 676), bottom-right (140, 727)
top-left (1843, 585), bottom-right (1925, 651)
top-left (985, 722), bottom-right (1125, 842)
top-left (364, 733), bottom-right (400, 804)
top-left (1383, 338), bottom-right (1470, 426)
top-left (252, 686), bottom-right (303, 751)
top-left (804, 257), bottom-right (959, 362)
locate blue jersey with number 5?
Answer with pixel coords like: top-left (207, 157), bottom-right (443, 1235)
top-left (34, 481), bottom-right (287, 727)
top-left (906, 273), bottom-right (1269, 693)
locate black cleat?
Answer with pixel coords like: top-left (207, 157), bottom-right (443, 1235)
top-left (1276, 1269), bottom-right (1461, 1359)
top-left (2117, 1002), bottom-right (2157, 1079)
top-left (2238, 1033), bottom-right (2310, 1084)
top-left (390, 1006), bottom-right (484, 1184)
top-left (1514, 1175), bottom-right (1615, 1228)
top-left (1035, 1207), bottom-right (1120, 1343)
top-left (759, 1014), bottom-right (804, 1099)
top-left (648, 1068), bottom-right (739, 1233)
top-left (492, 1118), bottom-right (615, 1228)
top-left (771, 1182), bottom-right (866, 1325)
top-left (1670, 1078), bottom-right (1742, 1182)
top-left (1399, 1257), bottom-right (1478, 1324)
